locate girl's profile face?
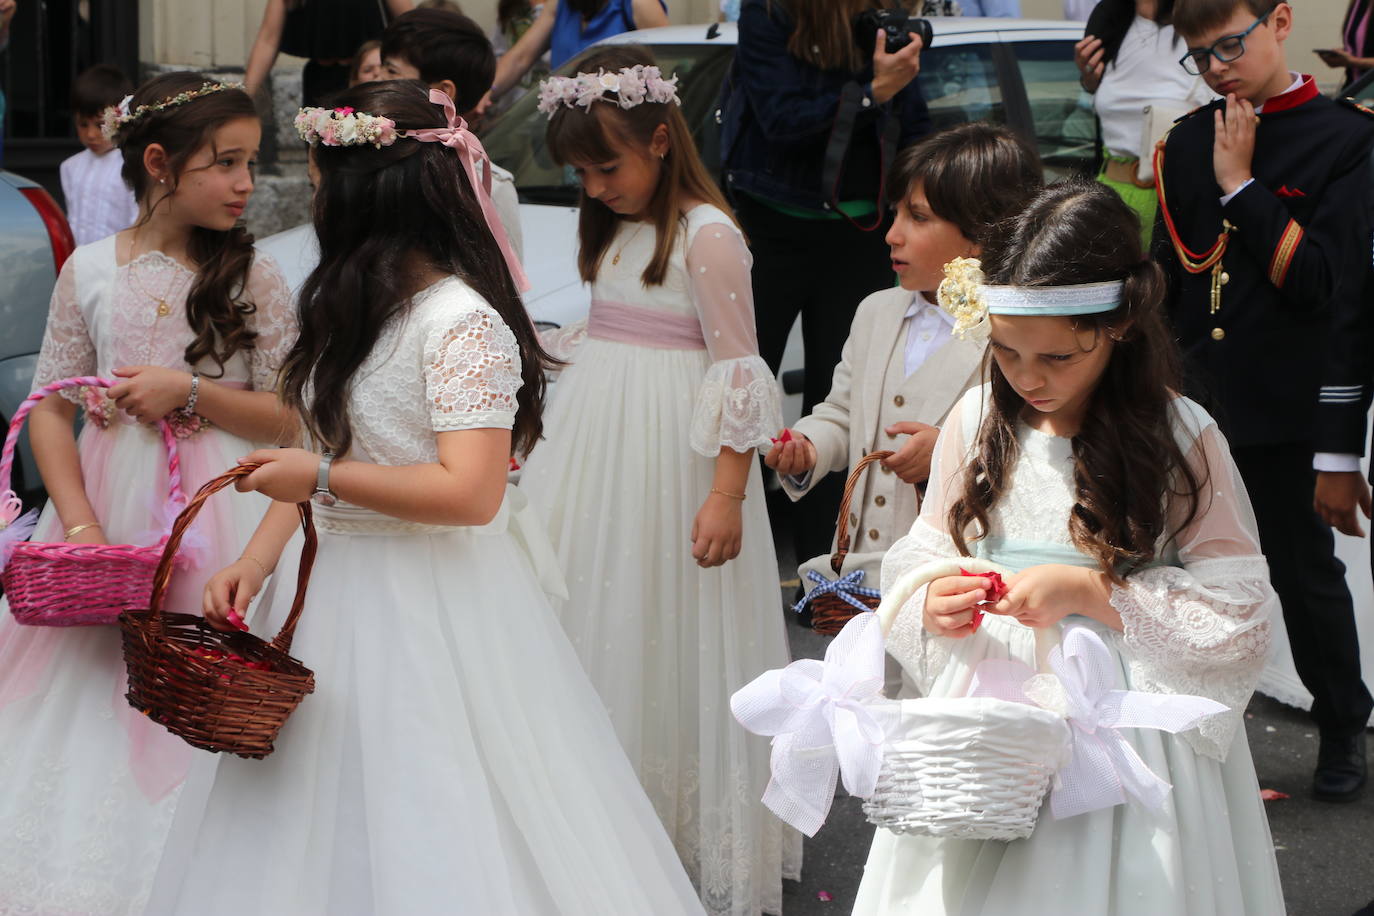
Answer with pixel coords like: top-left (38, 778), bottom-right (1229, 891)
top-left (567, 113), bottom-right (668, 221)
top-left (885, 181), bottom-right (976, 294)
top-left (988, 314), bottom-right (1117, 427)
top-left (154, 116), bottom-right (260, 231)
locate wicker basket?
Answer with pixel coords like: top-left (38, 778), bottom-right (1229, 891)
top-left (119, 465), bottom-right (317, 759)
top-left (0, 376), bottom-right (186, 626)
top-left (799, 450), bottom-right (894, 635)
top-left (862, 695), bottom-right (1071, 841)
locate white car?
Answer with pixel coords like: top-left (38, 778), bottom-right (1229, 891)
top-left (261, 18), bottom-right (1092, 419)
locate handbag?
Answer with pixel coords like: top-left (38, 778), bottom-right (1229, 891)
top-left (1136, 100), bottom-right (1192, 184)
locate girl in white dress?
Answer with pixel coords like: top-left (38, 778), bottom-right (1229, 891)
top-left (519, 47), bottom-right (801, 916)
top-left (0, 73), bottom-right (296, 914)
top-left (856, 180), bottom-right (1286, 915)
top-left (146, 80), bottom-right (705, 915)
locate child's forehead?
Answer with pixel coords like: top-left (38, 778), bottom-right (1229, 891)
top-left (1178, 4), bottom-right (1266, 47)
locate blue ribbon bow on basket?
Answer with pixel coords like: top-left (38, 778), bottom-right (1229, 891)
top-left (795, 568), bottom-right (881, 615)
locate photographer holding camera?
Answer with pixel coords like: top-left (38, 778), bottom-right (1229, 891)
top-left (719, 0), bottom-right (931, 578)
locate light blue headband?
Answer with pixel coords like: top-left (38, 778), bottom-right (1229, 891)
top-left (937, 258), bottom-right (1124, 337)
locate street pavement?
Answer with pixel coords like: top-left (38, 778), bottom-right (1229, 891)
top-left (767, 501), bottom-right (1374, 916)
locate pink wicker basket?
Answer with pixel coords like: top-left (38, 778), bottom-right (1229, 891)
top-left (0, 376), bottom-right (186, 626)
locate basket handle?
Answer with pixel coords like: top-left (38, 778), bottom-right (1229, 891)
top-left (829, 449), bottom-right (895, 574)
top-left (0, 376), bottom-right (186, 506)
top-left (144, 465), bottom-right (317, 655)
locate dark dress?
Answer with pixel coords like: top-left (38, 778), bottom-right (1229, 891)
top-left (280, 0), bottom-right (391, 107)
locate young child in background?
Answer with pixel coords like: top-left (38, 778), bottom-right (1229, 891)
top-left (148, 80), bottom-right (704, 914)
top-left (381, 6), bottom-right (523, 257)
top-left (766, 123), bottom-right (1041, 632)
top-left (0, 72), bottom-right (296, 914)
top-left (349, 38), bottom-right (384, 85)
top-left (858, 179), bottom-right (1283, 915)
top-left (60, 64), bottom-right (139, 245)
top-left (518, 46), bottom-right (800, 916)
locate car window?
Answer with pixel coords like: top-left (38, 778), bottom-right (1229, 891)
top-left (1007, 39), bottom-right (1096, 179)
top-left (484, 44), bottom-right (733, 206)
top-left (916, 43), bottom-right (1005, 132)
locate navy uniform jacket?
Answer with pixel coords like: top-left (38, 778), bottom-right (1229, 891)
top-left (1152, 79), bottom-right (1374, 448)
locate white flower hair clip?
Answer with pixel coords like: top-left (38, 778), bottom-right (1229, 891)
top-left (937, 256), bottom-right (1128, 338)
top-left (536, 64), bottom-right (681, 118)
top-left (294, 106), bottom-right (401, 148)
top-left (937, 257), bottom-right (990, 338)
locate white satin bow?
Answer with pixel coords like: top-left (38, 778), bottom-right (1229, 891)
top-left (730, 612), bottom-right (896, 836)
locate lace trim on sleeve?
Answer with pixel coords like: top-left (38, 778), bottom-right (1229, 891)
top-left (34, 259), bottom-right (95, 405)
top-left (689, 355), bottom-right (784, 456)
top-left (243, 254), bottom-right (298, 392)
top-left (423, 306), bottom-right (522, 433)
top-left (1111, 555), bottom-right (1274, 760)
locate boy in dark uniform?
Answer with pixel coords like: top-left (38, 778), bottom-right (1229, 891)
top-left (1154, 0), bottom-right (1374, 801)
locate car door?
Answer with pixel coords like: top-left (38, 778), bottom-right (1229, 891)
top-left (994, 31), bottom-right (1097, 180)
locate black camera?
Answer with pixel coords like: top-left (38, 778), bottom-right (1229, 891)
top-left (854, 8), bottom-right (934, 56)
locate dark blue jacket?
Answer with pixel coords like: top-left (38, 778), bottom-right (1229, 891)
top-left (718, 0), bottom-right (932, 213)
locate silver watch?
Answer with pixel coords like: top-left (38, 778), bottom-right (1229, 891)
top-left (312, 451), bottom-right (338, 506)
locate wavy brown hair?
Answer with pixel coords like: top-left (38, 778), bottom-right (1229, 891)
top-left (545, 45), bottom-right (739, 287)
top-left (118, 71), bottom-right (260, 378)
top-left (771, 0), bottom-right (873, 72)
top-left (947, 180), bottom-right (1207, 581)
top-left (280, 80), bottom-right (554, 458)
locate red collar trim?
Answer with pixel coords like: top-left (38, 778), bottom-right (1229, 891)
top-left (1260, 75), bottom-right (1319, 114)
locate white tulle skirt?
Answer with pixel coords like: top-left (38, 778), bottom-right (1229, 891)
top-left (854, 615), bottom-right (1286, 915)
top-left (0, 419), bottom-right (269, 916)
top-left (144, 489), bottom-right (705, 916)
top-left (519, 338), bottom-right (802, 916)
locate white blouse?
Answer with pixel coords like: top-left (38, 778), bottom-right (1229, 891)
top-left (59, 148), bottom-right (139, 247)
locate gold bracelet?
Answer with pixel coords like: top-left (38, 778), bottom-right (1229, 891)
top-left (709, 487), bottom-right (746, 501)
top-left (240, 553), bottom-right (272, 577)
top-left (64, 522), bottom-right (101, 540)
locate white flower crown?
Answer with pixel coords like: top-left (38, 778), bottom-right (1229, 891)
top-left (536, 64), bottom-right (681, 118)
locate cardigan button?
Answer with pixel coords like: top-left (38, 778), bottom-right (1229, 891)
top-left (849, 513), bottom-right (859, 528)
top-left (893, 395), bottom-right (905, 407)
top-left (867, 528), bottom-right (880, 542)
top-left (875, 495), bottom-right (886, 507)
top-left (1211, 327), bottom-right (1226, 341)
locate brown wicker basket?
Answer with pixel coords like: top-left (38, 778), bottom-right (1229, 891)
top-left (118, 465), bottom-right (317, 759)
top-left (804, 449), bottom-right (894, 636)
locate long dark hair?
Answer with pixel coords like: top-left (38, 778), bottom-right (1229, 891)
top-left (770, 0), bottom-right (873, 72)
top-left (118, 72), bottom-right (260, 377)
top-left (546, 45), bottom-right (738, 286)
top-left (1086, 0), bottom-right (1179, 68)
top-left (947, 180), bottom-right (1205, 580)
top-left (281, 80), bottom-right (553, 457)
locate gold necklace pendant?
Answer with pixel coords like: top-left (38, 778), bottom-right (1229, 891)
top-left (156, 300), bottom-right (171, 318)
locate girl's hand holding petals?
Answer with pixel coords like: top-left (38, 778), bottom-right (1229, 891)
top-left (236, 448), bottom-right (321, 503)
top-left (202, 557), bottom-right (266, 632)
top-left (987, 564), bottom-right (1091, 629)
top-left (107, 365), bottom-right (193, 425)
top-left (923, 574), bottom-right (988, 638)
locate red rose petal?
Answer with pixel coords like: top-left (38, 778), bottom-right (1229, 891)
top-left (817, 890), bottom-right (833, 902)
top-left (1259, 788), bottom-right (1290, 801)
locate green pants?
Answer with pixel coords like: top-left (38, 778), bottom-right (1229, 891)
top-left (1097, 158), bottom-right (1158, 251)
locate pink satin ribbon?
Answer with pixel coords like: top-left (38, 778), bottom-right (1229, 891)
top-left (587, 299), bottom-right (706, 350)
top-left (404, 89), bottom-right (530, 293)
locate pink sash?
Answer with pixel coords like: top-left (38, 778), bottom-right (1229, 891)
top-left (587, 299), bottom-right (706, 351)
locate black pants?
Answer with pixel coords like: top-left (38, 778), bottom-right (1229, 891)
top-left (734, 193), bottom-right (895, 565)
top-left (1232, 444), bottom-right (1374, 737)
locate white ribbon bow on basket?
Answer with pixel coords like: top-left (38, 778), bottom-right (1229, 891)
top-left (730, 612), bottom-right (898, 836)
top-left (970, 624), bottom-right (1229, 820)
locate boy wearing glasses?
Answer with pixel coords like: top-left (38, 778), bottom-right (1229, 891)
top-left (1154, 0), bottom-right (1374, 802)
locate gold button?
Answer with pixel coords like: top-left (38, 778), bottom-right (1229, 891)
top-left (849, 513), bottom-right (858, 527)
top-left (881, 465), bottom-right (892, 475)
top-left (893, 395), bottom-right (905, 407)
top-left (1211, 327), bottom-right (1225, 341)
top-left (875, 495), bottom-right (886, 507)
top-left (867, 528), bottom-right (880, 541)
top-left (1218, 271), bottom-right (1230, 286)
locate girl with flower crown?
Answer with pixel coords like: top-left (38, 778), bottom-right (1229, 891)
top-left (518, 47), bottom-right (802, 916)
top-left (0, 72), bottom-right (297, 913)
top-left (145, 80), bottom-right (704, 915)
top-left (853, 180), bottom-right (1285, 914)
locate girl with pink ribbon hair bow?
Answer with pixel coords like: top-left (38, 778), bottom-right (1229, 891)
top-left (518, 46), bottom-right (801, 916)
top-left (146, 80), bottom-right (705, 915)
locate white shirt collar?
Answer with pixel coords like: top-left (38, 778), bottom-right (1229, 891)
top-left (905, 292), bottom-right (956, 327)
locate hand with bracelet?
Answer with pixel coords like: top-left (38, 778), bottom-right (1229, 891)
top-left (63, 520), bottom-right (106, 546)
top-left (690, 447), bottom-right (752, 569)
top-left (106, 365), bottom-right (199, 425)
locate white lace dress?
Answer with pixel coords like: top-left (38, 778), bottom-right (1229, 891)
top-left (519, 204), bottom-right (802, 916)
top-left (0, 235), bottom-right (293, 915)
top-left (854, 385), bottom-right (1286, 915)
top-left (145, 277), bottom-right (706, 915)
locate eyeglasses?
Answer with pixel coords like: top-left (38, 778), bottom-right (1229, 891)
top-left (1178, 12), bottom-right (1271, 75)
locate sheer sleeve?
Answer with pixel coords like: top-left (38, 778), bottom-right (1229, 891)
top-left (1109, 402), bottom-right (1275, 760)
top-left (422, 305), bottom-right (521, 432)
top-left (243, 253), bottom-right (298, 392)
top-left (686, 221), bottom-right (784, 456)
top-left (33, 258), bottom-right (96, 405)
top-left (539, 318), bottom-right (588, 364)
top-left (878, 388), bottom-right (979, 693)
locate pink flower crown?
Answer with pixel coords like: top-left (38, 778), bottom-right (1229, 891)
top-left (294, 106), bottom-right (402, 148)
top-left (536, 65), bottom-right (680, 119)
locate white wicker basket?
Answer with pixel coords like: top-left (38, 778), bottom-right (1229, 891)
top-left (862, 694), bottom-right (1071, 841)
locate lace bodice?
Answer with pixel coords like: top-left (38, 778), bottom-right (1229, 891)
top-left (343, 277), bottom-right (522, 467)
top-left (34, 236), bottom-right (296, 402)
top-left (881, 385), bottom-right (1276, 760)
top-left (549, 204), bottom-right (783, 455)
